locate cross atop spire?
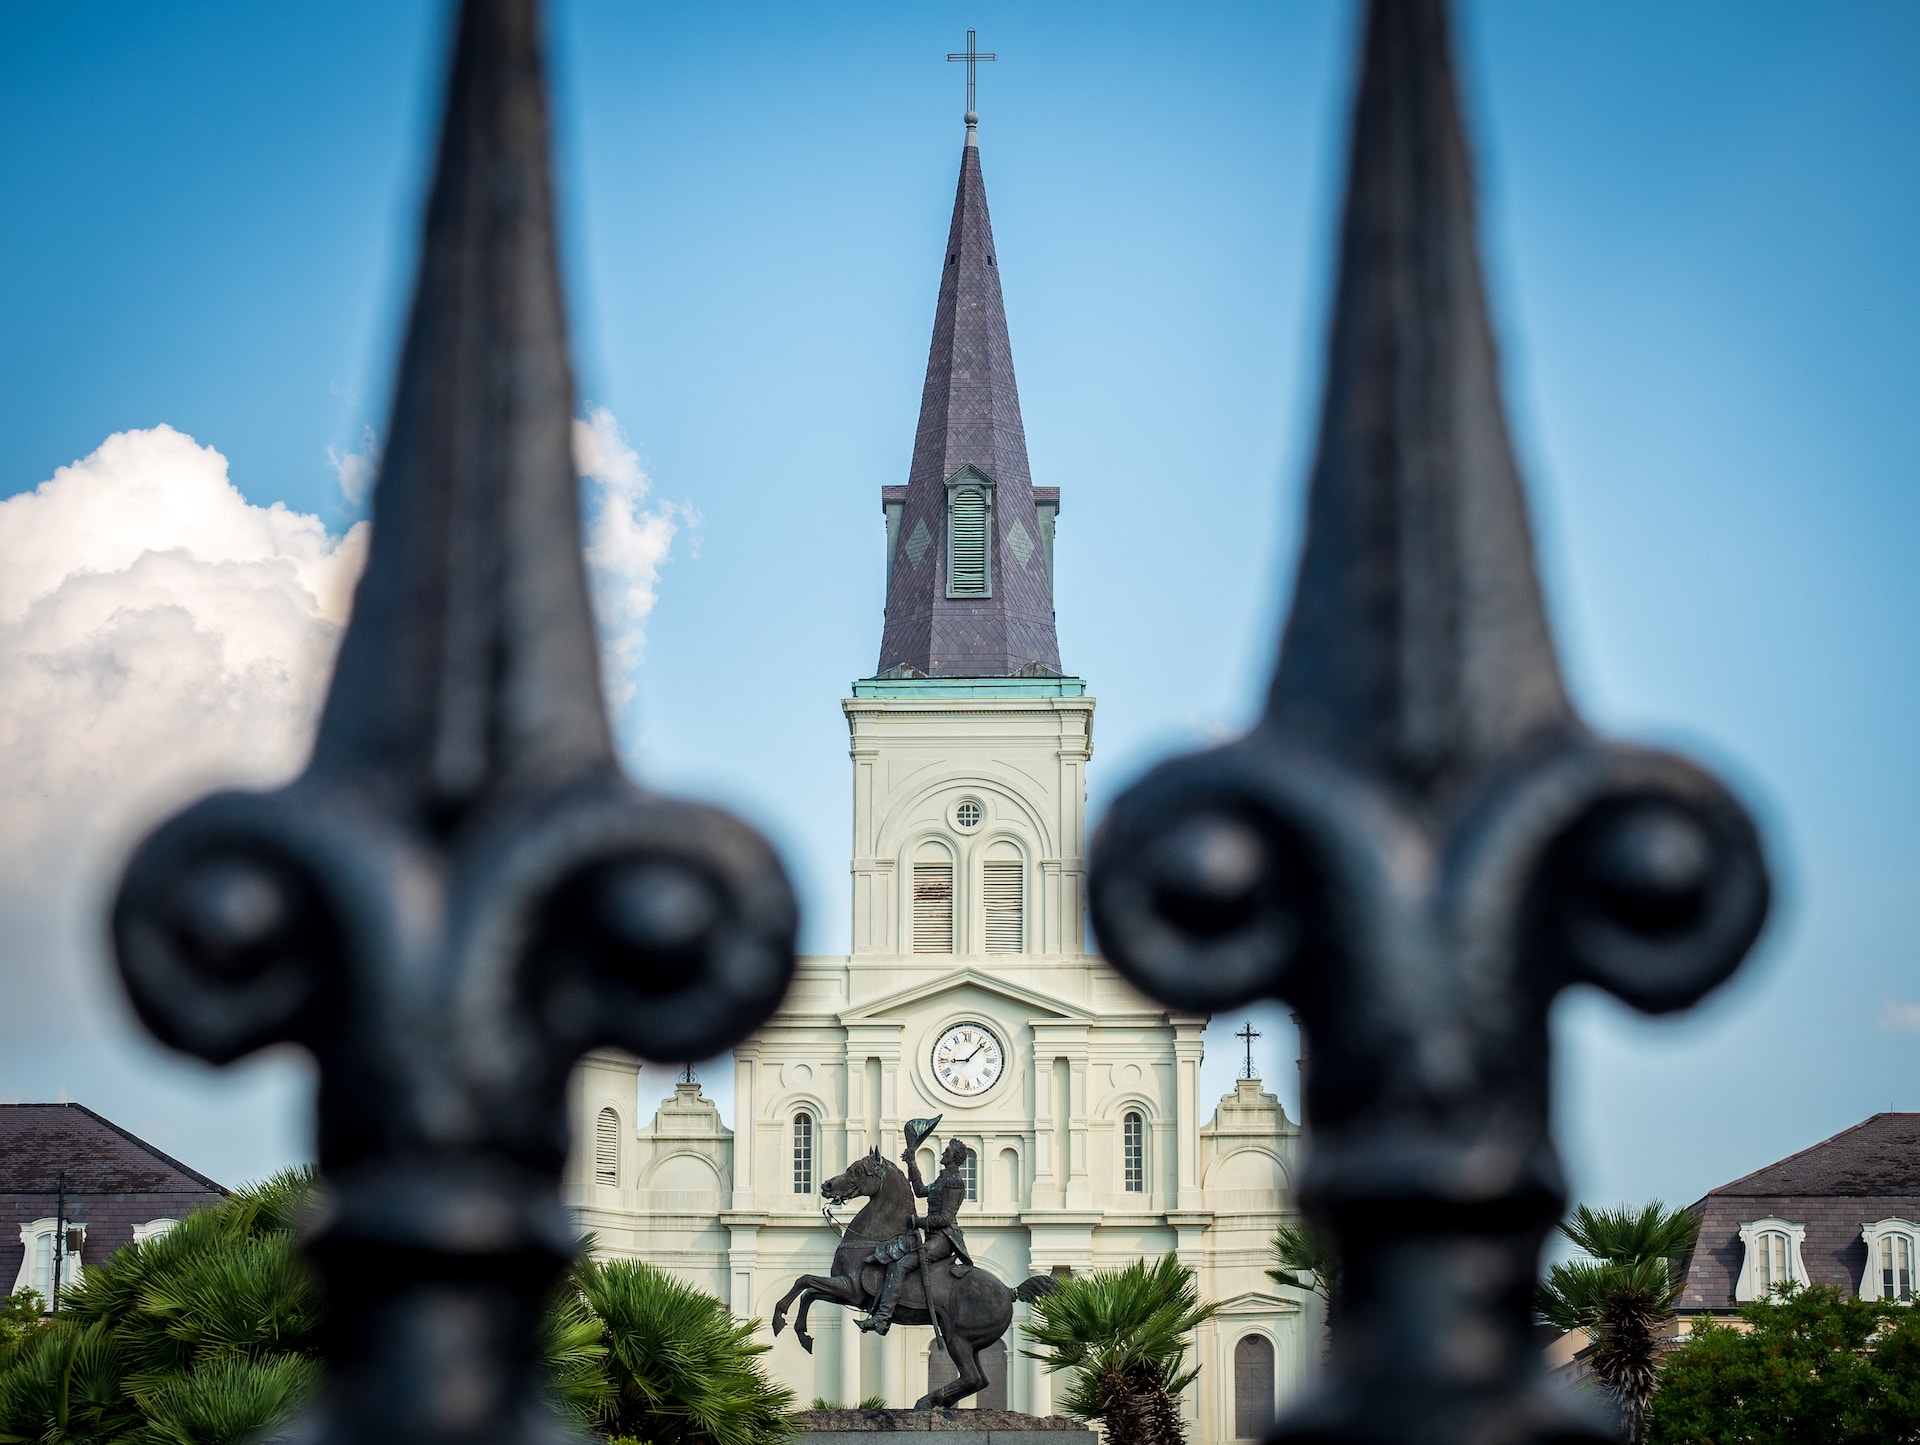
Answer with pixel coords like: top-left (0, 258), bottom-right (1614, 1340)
top-left (946, 29), bottom-right (995, 135)
top-left (1237, 1021), bottom-right (1262, 1080)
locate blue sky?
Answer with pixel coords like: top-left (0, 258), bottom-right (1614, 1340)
top-left (0, 2), bottom-right (1915, 1217)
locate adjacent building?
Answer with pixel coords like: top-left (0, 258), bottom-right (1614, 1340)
top-left (2, 1102), bottom-right (227, 1306)
top-left (565, 109), bottom-right (1315, 1442)
top-left (1675, 1112), bottom-right (1920, 1322)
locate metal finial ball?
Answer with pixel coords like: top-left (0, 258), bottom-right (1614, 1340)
top-left (964, 111), bottom-right (979, 125)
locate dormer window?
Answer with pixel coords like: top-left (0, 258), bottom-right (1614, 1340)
top-left (1861, 1219), bottom-right (1919, 1302)
top-left (945, 466), bottom-right (994, 598)
top-left (1735, 1218), bottom-right (1809, 1301)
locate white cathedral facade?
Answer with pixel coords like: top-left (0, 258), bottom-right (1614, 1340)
top-left (565, 114), bottom-right (1317, 1444)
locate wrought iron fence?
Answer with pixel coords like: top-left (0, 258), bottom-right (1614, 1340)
top-left (108, 1), bottom-right (1767, 1443)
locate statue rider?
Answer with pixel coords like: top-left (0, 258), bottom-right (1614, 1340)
top-left (859, 1115), bottom-right (972, 1335)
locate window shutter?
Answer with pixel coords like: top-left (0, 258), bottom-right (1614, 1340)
top-left (948, 488), bottom-right (989, 596)
top-left (983, 861), bottom-right (1023, 954)
top-left (914, 864), bottom-right (954, 953)
top-left (593, 1108), bottom-right (619, 1187)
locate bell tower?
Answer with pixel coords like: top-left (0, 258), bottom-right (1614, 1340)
top-left (847, 109), bottom-right (1092, 961)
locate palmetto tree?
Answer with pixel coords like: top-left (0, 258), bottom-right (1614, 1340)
top-left (0, 1168), bottom-right (322, 1445)
top-left (1022, 1256), bottom-right (1217, 1445)
top-left (1267, 1221), bottom-right (1339, 1313)
top-left (573, 1257), bottom-right (794, 1445)
top-left (1537, 1202), bottom-right (1699, 1445)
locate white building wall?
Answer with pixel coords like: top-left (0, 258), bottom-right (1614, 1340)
top-left (565, 684), bottom-right (1316, 1441)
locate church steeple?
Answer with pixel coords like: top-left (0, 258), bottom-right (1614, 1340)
top-left (875, 121), bottom-right (1062, 679)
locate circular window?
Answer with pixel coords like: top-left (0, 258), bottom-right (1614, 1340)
top-left (954, 799), bottom-right (983, 830)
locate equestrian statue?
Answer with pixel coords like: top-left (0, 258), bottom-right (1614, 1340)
top-left (771, 1116), bottom-right (1056, 1409)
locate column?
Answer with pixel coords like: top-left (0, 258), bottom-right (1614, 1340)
top-left (837, 1310), bottom-right (860, 1407)
top-left (732, 1046), bottom-right (758, 1211)
top-left (1174, 1024), bottom-right (1203, 1211)
top-left (727, 1221), bottom-right (759, 1319)
top-left (1065, 1046), bottom-right (1092, 1210)
top-left (1030, 1046), bottom-right (1057, 1205)
top-left (880, 1326), bottom-right (902, 1406)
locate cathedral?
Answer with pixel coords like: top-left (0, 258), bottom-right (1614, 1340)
top-left (566, 109), bottom-right (1314, 1442)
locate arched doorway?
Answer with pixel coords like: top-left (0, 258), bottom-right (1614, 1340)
top-left (1233, 1333), bottom-right (1275, 1439)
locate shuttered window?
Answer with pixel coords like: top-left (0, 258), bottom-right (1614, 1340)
top-left (948, 488), bottom-right (989, 596)
top-left (1123, 1111), bottom-right (1146, 1193)
top-left (961, 1148), bottom-right (979, 1201)
top-left (983, 860), bottom-right (1023, 954)
top-left (793, 1112), bottom-right (814, 1194)
top-left (914, 864), bottom-right (954, 953)
top-left (593, 1108), bottom-right (620, 1187)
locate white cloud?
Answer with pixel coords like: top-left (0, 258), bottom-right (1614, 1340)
top-left (0, 426), bottom-right (368, 1032)
top-left (575, 405), bottom-right (686, 717)
top-left (1880, 1001), bottom-right (1920, 1034)
top-left (0, 412), bottom-right (678, 1041)
top-left (327, 425), bottom-right (381, 506)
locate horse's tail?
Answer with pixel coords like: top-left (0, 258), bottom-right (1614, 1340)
top-left (1016, 1275), bottom-right (1058, 1303)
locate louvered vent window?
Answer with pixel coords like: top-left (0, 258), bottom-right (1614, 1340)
top-left (793, 1112), bottom-right (814, 1195)
top-left (593, 1108), bottom-right (620, 1187)
top-left (1123, 1111), bottom-right (1146, 1193)
top-left (983, 861), bottom-right (1023, 954)
top-left (914, 864), bottom-right (955, 953)
top-left (947, 488), bottom-right (989, 597)
top-left (962, 1148), bottom-right (979, 1201)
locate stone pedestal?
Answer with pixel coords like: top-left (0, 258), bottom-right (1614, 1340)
top-left (792, 1408), bottom-right (1094, 1445)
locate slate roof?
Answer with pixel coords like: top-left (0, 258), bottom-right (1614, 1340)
top-left (875, 127), bottom-right (1062, 680)
top-left (1, 1103), bottom-right (229, 1295)
top-left (0, 1102), bottom-right (225, 1195)
top-left (1676, 1113), bottom-right (1920, 1312)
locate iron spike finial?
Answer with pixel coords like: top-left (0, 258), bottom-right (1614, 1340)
top-left (1088, 2), bottom-right (1769, 1440)
top-left (110, 3), bottom-right (798, 1443)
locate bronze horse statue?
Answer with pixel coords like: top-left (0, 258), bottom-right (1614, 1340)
top-left (771, 1147), bottom-right (1055, 1409)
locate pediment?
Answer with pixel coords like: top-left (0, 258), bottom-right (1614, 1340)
top-left (944, 463), bottom-right (997, 490)
top-left (1214, 1289), bottom-right (1303, 1316)
top-left (838, 967), bottom-right (1093, 1025)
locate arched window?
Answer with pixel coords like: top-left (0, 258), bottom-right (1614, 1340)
top-left (983, 846), bottom-right (1023, 955)
top-left (1862, 1220), bottom-right (1919, 1302)
top-left (947, 485), bottom-right (990, 597)
top-left (1883, 1234), bottom-right (1913, 1302)
top-left (1233, 1334), bottom-right (1275, 1438)
top-left (1737, 1218), bottom-right (1807, 1301)
top-left (961, 1147), bottom-right (979, 1201)
top-left (1123, 1111), bottom-right (1146, 1193)
top-left (914, 849), bottom-right (955, 954)
top-left (792, 1112), bottom-right (814, 1195)
top-left (1001, 1147), bottom-right (1021, 1206)
top-left (593, 1108), bottom-right (620, 1187)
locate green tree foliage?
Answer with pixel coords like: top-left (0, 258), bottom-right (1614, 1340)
top-left (1267, 1221), bottom-right (1338, 1311)
top-left (1649, 1282), bottom-right (1920, 1444)
top-left (1537, 1201), bottom-right (1699, 1445)
top-left (0, 1168), bottom-right (321, 1445)
top-left (0, 1182), bottom-right (792, 1445)
top-left (1022, 1255), bottom-right (1217, 1445)
top-left (574, 1257), bottom-right (794, 1445)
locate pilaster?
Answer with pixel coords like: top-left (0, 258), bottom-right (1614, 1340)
top-left (732, 1044), bottom-right (759, 1211)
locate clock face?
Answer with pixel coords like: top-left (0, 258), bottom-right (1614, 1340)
top-left (932, 1022), bottom-right (1005, 1097)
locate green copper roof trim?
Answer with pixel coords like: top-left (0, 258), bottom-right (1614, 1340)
top-left (851, 676), bottom-right (1087, 699)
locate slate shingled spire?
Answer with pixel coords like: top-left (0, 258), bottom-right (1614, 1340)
top-left (876, 120), bottom-right (1062, 678)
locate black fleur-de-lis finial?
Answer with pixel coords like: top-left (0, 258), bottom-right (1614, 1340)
top-left (1088, 2), bottom-right (1768, 1441)
top-left (109, 3), bottom-right (798, 1442)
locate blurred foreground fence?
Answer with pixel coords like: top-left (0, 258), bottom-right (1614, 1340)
top-left (108, 1), bottom-right (1767, 1444)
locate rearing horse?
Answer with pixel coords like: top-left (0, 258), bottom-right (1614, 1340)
top-left (770, 1148), bottom-right (1055, 1409)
